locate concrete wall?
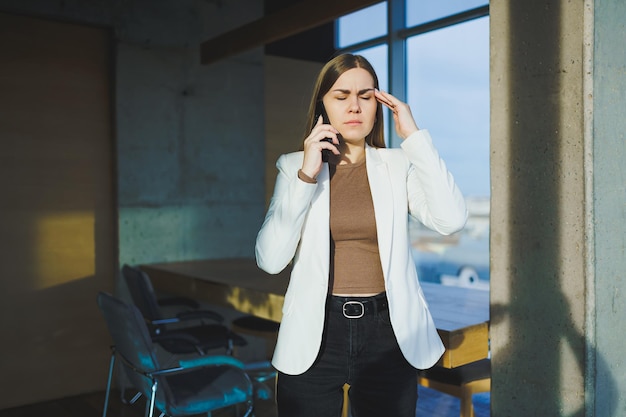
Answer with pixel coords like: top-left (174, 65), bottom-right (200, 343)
top-left (590, 1), bottom-right (626, 415)
top-left (490, 0), bottom-right (587, 413)
top-left (490, 0), bottom-right (626, 416)
top-left (0, 0), bottom-right (266, 266)
top-left (116, 44), bottom-right (265, 265)
top-left (0, 0), bottom-right (265, 407)
top-left (111, 1), bottom-right (265, 266)
top-left (0, 13), bottom-right (116, 409)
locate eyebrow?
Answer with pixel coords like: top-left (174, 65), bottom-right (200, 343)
top-left (331, 88), bottom-right (375, 95)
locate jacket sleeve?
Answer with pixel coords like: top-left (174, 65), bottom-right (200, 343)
top-left (401, 129), bottom-right (468, 235)
top-left (255, 154), bottom-right (318, 274)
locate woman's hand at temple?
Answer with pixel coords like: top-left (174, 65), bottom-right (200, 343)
top-left (375, 89), bottom-right (420, 140)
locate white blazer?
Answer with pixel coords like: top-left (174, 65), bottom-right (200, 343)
top-left (255, 130), bottom-right (467, 375)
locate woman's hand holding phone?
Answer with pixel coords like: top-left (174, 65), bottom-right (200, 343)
top-left (301, 115), bottom-right (340, 179)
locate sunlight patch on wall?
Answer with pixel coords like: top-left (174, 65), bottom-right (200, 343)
top-left (35, 211), bottom-right (95, 289)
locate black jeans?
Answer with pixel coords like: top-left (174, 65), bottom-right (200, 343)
top-left (276, 293), bottom-right (418, 417)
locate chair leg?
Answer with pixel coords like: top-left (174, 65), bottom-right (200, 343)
top-left (127, 391), bottom-right (142, 404)
top-left (119, 374), bottom-right (142, 404)
top-left (244, 399), bottom-right (255, 417)
top-left (102, 352), bottom-right (116, 417)
top-left (459, 385), bottom-right (475, 417)
top-left (146, 380), bottom-right (158, 417)
top-left (231, 399), bottom-right (254, 417)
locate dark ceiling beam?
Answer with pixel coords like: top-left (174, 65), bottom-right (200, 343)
top-left (200, 0), bottom-right (379, 65)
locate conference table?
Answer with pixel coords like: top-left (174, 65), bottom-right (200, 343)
top-left (141, 258), bottom-right (489, 369)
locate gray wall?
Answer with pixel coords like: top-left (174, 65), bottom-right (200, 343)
top-left (0, 0), bottom-right (265, 406)
top-left (116, 44), bottom-right (265, 265)
top-left (112, 1), bottom-right (266, 265)
top-left (490, 0), bottom-right (626, 416)
top-left (591, 1), bottom-right (626, 415)
top-left (0, 0), bottom-right (266, 266)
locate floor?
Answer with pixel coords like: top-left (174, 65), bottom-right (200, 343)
top-left (0, 386), bottom-right (489, 417)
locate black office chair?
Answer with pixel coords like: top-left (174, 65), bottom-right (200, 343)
top-left (121, 264), bottom-right (247, 356)
top-left (97, 291), bottom-right (254, 417)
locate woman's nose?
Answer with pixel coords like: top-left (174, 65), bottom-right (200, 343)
top-left (348, 97), bottom-right (361, 113)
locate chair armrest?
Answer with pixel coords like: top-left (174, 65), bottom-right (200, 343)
top-left (179, 355), bottom-right (245, 370)
top-left (149, 355), bottom-right (247, 377)
top-left (152, 332), bottom-right (200, 346)
top-left (149, 309), bottom-right (224, 325)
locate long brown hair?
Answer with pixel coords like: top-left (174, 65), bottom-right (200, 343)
top-left (303, 54), bottom-right (386, 148)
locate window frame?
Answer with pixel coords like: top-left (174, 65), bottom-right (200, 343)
top-left (335, 1), bottom-right (489, 147)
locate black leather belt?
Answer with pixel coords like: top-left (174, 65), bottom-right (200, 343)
top-left (330, 292), bottom-right (388, 319)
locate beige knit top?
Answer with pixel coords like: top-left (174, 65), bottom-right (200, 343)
top-left (328, 159), bottom-right (385, 295)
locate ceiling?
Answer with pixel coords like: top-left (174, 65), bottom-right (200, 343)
top-left (200, 0), bottom-right (379, 64)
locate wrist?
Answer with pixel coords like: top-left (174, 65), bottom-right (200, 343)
top-left (298, 169), bottom-right (317, 184)
top-left (401, 127), bottom-right (419, 140)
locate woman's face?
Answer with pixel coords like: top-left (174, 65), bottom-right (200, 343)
top-left (322, 67), bottom-right (377, 144)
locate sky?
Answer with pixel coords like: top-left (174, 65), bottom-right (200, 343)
top-left (338, 3), bottom-right (490, 197)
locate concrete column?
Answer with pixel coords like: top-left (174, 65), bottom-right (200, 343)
top-left (589, 1), bottom-right (626, 416)
top-left (490, 0), bottom-right (626, 416)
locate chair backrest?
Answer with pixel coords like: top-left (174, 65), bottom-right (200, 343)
top-left (121, 264), bottom-right (163, 322)
top-left (97, 290), bottom-right (160, 366)
top-left (97, 291), bottom-right (162, 395)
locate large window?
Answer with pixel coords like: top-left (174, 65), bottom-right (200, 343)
top-left (337, 1), bottom-right (490, 287)
top-left (406, 0), bottom-right (488, 26)
top-left (337, 2), bottom-right (387, 48)
top-left (407, 17), bottom-right (490, 197)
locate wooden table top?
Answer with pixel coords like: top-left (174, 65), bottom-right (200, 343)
top-left (142, 257), bottom-right (489, 368)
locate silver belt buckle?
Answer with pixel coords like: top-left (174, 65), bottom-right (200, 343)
top-left (343, 301), bottom-right (365, 319)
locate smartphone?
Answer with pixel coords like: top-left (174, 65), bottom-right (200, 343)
top-left (315, 101), bottom-right (333, 162)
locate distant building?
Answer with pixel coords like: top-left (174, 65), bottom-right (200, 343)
top-left (410, 196), bottom-right (490, 287)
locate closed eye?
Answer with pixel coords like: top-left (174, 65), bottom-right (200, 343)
top-left (334, 94), bottom-right (372, 101)
top-left (331, 88), bottom-right (375, 99)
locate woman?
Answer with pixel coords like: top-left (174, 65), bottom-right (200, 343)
top-left (255, 54), bottom-right (467, 417)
